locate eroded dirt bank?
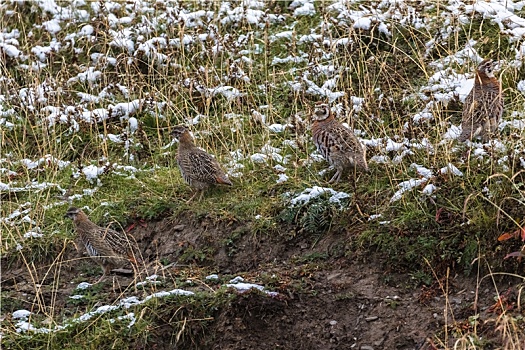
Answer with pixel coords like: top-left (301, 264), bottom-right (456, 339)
top-left (1, 213), bottom-right (521, 349)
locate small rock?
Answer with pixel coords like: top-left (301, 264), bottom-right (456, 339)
top-left (329, 320), bottom-right (337, 326)
top-left (450, 297), bottom-right (462, 304)
top-left (373, 338), bottom-right (385, 347)
top-left (172, 224), bottom-right (185, 231)
top-left (360, 346), bottom-right (374, 350)
top-left (365, 316), bottom-right (378, 322)
top-left (327, 272), bottom-right (342, 281)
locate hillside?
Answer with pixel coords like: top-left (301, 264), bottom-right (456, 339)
top-left (1, 1), bottom-right (525, 349)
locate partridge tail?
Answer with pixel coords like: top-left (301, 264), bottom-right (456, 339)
top-left (127, 252), bottom-right (143, 265)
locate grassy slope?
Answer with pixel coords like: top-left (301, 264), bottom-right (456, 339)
top-left (1, 0), bottom-right (525, 348)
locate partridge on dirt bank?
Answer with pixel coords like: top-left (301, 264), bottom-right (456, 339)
top-left (64, 207), bottom-right (141, 280)
top-left (458, 59), bottom-right (503, 142)
top-left (311, 103), bottom-right (369, 183)
top-left (170, 125), bottom-right (232, 201)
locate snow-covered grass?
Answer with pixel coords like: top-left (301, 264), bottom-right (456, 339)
top-left (2, 0), bottom-right (525, 348)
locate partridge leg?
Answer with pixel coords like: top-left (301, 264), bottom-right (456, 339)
top-left (95, 265), bottom-right (112, 283)
top-left (329, 170), bottom-right (342, 183)
top-left (186, 191), bottom-right (198, 203)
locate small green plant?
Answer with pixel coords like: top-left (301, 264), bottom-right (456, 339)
top-left (180, 247), bottom-right (214, 264)
top-left (278, 193), bottom-right (345, 237)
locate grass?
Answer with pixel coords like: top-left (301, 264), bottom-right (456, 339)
top-left (1, 0), bottom-right (525, 348)
top-left (1, 289), bottom-right (232, 350)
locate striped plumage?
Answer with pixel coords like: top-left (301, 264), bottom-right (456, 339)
top-left (458, 59), bottom-right (503, 142)
top-left (65, 207), bottom-right (140, 278)
top-left (170, 125), bottom-right (232, 201)
top-left (311, 103), bottom-right (368, 183)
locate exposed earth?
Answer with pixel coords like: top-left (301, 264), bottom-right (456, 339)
top-left (1, 212), bottom-right (522, 349)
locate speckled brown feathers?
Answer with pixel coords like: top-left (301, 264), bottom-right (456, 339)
top-left (171, 125), bottom-right (232, 200)
top-left (311, 104), bottom-right (368, 183)
top-left (458, 59), bottom-right (503, 142)
top-left (65, 207), bottom-right (140, 278)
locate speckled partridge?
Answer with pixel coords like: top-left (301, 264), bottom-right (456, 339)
top-left (170, 125), bottom-right (232, 201)
top-left (65, 207), bottom-right (141, 280)
top-left (311, 103), bottom-right (369, 183)
top-left (458, 59), bottom-right (503, 142)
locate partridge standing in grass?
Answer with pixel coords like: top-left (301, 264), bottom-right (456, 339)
top-left (458, 59), bottom-right (503, 142)
top-left (311, 103), bottom-right (369, 183)
top-left (65, 207), bottom-right (141, 281)
top-left (170, 125), bottom-right (232, 201)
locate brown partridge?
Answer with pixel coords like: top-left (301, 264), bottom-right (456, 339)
top-left (64, 207), bottom-right (141, 280)
top-left (170, 125), bottom-right (232, 201)
top-left (311, 103), bottom-right (369, 183)
top-left (458, 59), bottom-right (503, 142)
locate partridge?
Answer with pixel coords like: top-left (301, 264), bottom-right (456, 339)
top-left (170, 125), bottom-right (232, 201)
top-left (458, 59), bottom-right (503, 142)
top-left (311, 103), bottom-right (369, 183)
top-left (65, 207), bottom-right (141, 280)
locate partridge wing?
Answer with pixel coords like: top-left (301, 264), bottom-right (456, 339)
top-left (82, 231), bottom-right (121, 263)
top-left (461, 92), bottom-right (476, 124)
top-left (97, 226), bottom-right (139, 263)
top-left (187, 149), bottom-right (231, 185)
top-left (486, 89), bottom-right (504, 121)
top-left (333, 125), bottom-right (362, 155)
top-left (459, 92), bottom-right (478, 140)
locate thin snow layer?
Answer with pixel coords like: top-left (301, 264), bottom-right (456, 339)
top-left (465, 1), bottom-right (525, 38)
top-left (136, 274), bottom-right (162, 287)
top-left (82, 164), bottom-right (106, 182)
top-left (390, 178), bottom-right (427, 203)
top-left (13, 270), bottom-right (279, 335)
top-left (440, 163), bottom-right (463, 177)
top-left (327, 0), bottom-right (430, 36)
top-left (442, 125), bottom-right (462, 141)
top-left (267, 123), bottom-right (288, 133)
top-left (14, 287), bottom-right (195, 334)
top-left (226, 276), bottom-right (279, 297)
top-left (12, 310), bottom-right (31, 320)
top-left (291, 0), bottom-right (316, 16)
top-left (76, 282), bottom-right (92, 290)
top-left (422, 184), bottom-right (437, 195)
top-left (0, 180), bottom-right (66, 196)
top-left (276, 173), bottom-right (289, 184)
top-left (290, 186), bottom-right (350, 206)
top-left (23, 229), bottom-right (43, 238)
top-left (368, 214), bottom-right (382, 221)
top-left (390, 163), bottom-right (436, 202)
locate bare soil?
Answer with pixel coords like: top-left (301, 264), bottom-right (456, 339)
top-left (1, 212), bottom-right (522, 349)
